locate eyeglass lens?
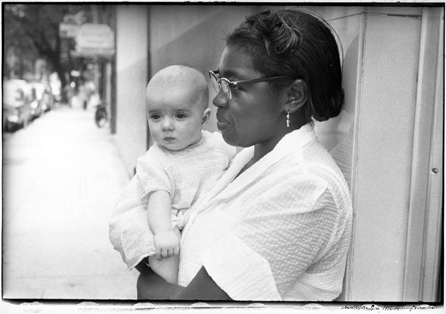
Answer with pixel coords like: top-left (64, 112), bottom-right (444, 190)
top-left (210, 72), bottom-right (232, 99)
top-left (219, 79), bottom-right (231, 99)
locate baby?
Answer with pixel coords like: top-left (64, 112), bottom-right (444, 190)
top-left (136, 65), bottom-right (235, 283)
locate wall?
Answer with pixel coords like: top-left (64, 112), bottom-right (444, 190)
top-left (308, 6), bottom-right (442, 302)
top-left (114, 5), bottom-right (259, 170)
top-left (115, 6), bottom-right (149, 177)
top-left (148, 5), bottom-right (259, 140)
top-left (120, 4), bottom-right (362, 169)
top-left (113, 4), bottom-right (443, 301)
top-left (308, 6), bottom-right (364, 189)
top-left (351, 7), bottom-right (422, 301)
top-left (287, 5), bottom-right (442, 302)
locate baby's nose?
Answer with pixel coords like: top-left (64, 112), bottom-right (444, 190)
top-left (162, 117), bottom-right (174, 130)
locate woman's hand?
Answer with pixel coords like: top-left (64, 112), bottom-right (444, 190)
top-left (154, 230), bottom-right (180, 259)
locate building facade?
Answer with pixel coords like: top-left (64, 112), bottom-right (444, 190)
top-left (113, 4), bottom-right (443, 302)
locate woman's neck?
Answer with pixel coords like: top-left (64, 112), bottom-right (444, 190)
top-left (239, 119), bottom-right (309, 175)
top-left (237, 128), bottom-right (290, 177)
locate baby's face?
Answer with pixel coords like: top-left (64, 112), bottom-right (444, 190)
top-left (146, 86), bottom-right (205, 151)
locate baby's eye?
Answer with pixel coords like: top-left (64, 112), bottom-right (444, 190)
top-left (150, 114), bottom-right (161, 120)
top-left (176, 113), bottom-right (187, 119)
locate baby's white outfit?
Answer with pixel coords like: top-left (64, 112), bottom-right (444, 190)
top-left (110, 130), bottom-right (236, 268)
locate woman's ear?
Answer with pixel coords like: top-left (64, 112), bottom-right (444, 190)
top-left (284, 79), bottom-right (308, 114)
top-left (201, 108), bottom-right (211, 127)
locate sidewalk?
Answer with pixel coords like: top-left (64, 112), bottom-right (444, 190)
top-left (2, 106), bottom-right (139, 300)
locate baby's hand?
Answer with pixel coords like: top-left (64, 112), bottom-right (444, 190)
top-left (153, 230), bottom-right (180, 260)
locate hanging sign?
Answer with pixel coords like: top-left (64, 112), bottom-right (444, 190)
top-left (59, 11), bottom-right (86, 38)
top-left (75, 23), bottom-right (115, 57)
top-left (59, 23), bottom-right (80, 38)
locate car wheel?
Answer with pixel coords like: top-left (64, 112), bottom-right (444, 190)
top-left (95, 109), bottom-right (108, 128)
top-left (5, 121), bottom-right (16, 132)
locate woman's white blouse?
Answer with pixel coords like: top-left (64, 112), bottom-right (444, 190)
top-left (178, 124), bottom-right (353, 301)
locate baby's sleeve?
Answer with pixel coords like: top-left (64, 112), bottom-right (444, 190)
top-left (136, 151), bottom-right (172, 199)
top-left (109, 174), bottom-right (156, 268)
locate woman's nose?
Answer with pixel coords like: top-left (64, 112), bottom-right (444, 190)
top-left (212, 89), bottom-right (228, 108)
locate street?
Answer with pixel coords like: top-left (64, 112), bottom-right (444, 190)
top-left (2, 105), bottom-right (138, 300)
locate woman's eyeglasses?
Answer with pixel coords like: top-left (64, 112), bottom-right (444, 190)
top-left (208, 70), bottom-right (289, 100)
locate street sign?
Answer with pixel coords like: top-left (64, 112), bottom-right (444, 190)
top-left (75, 24), bottom-right (115, 57)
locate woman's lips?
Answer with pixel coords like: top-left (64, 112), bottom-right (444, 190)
top-left (216, 115), bottom-right (230, 131)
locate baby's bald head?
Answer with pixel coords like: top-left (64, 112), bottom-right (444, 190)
top-left (146, 65), bottom-right (209, 111)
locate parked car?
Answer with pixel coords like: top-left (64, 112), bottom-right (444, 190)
top-left (33, 82), bottom-right (55, 112)
top-left (3, 79), bottom-right (32, 132)
top-left (27, 85), bottom-right (43, 120)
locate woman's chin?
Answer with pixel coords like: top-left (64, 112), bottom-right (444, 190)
top-left (221, 132), bottom-right (242, 147)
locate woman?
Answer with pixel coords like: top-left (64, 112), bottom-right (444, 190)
top-left (109, 8), bottom-right (352, 301)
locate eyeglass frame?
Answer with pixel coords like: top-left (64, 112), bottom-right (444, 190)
top-left (208, 70), bottom-right (291, 99)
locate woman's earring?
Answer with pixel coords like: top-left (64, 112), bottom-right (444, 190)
top-left (286, 110), bottom-right (290, 128)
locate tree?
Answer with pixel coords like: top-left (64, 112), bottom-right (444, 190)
top-left (4, 4), bottom-right (90, 101)
top-left (3, 5), bottom-right (38, 79)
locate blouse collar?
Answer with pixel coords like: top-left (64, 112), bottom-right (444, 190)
top-left (199, 123), bottom-right (316, 207)
top-left (183, 123), bottom-right (317, 235)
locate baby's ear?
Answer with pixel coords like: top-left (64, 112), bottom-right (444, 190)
top-left (201, 108), bottom-right (211, 127)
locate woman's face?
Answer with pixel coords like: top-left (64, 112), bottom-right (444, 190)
top-left (212, 45), bottom-right (287, 149)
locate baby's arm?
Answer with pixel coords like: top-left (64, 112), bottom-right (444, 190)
top-left (147, 190), bottom-right (180, 259)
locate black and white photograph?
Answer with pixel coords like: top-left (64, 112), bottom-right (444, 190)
top-left (1, 2), bottom-right (444, 313)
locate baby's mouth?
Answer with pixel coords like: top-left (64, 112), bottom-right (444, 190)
top-left (164, 137), bottom-right (175, 142)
